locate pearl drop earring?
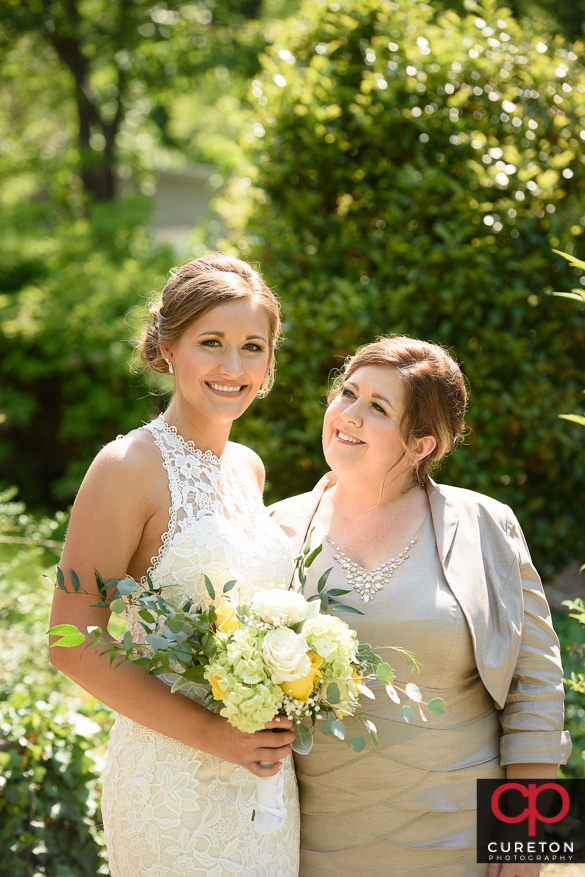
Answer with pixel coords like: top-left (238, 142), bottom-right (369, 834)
top-left (166, 359), bottom-right (174, 375)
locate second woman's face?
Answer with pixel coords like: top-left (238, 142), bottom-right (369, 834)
top-left (322, 365), bottom-right (408, 479)
top-left (165, 298), bottom-right (271, 423)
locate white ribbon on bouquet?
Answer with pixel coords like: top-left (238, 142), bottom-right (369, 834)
top-left (251, 762), bottom-right (287, 835)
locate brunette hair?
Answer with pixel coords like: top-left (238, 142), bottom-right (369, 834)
top-left (328, 336), bottom-right (467, 486)
top-left (139, 254), bottom-right (282, 397)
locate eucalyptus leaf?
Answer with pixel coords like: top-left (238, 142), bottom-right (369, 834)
top-left (327, 682), bottom-right (340, 704)
top-left (322, 713), bottom-right (334, 735)
top-left (331, 603), bottom-right (364, 615)
top-left (402, 705), bottom-right (413, 724)
top-left (292, 722), bottom-right (314, 755)
top-left (223, 580), bottom-right (237, 594)
top-left (385, 683), bottom-right (400, 704)
top-left (56, 566), bottom-right (65, 588)
top-left (317, 567), bottom-right (333, 593)
top-left (52, 633), bottom-right (86, 648)
top-left (117, 578), bottom-right (138, 596)
top-left (302, 528), bottom-right (314, 556)
top-left (145, 634), bottom-right (170, 652)
top-left (304, 544), bottom-right (322, 568)
top-left (67, 567), bottom-right (81, 593)
top-left (167, 616), bottom-right (185, 634)
top-left (427, 698), bottom-right (446, 716)
top-left (326, 588), bottom-right (351, 596)
top-left (204, 575), bottom-right (215, 601)
top-left (350, 736), bottom-right (365, 752)
top-left (139, 609), bottom-right (155, 624)
top-left (376, 663), bottom-right (395, 683)
top-left (320, 593), bottom-right (329, 612)
top-left (356, 683), bottom-right (375, 700)
top-left (123, 631), bottom-right (133, 651)
top-left (48, 623), bottom-right (82, 637)
top-left (405, 682), bottom-right (422, 703)
top-left (110, 598), bottom-right (125, 614)
top-left (331, 720), bottom-right (346, 740)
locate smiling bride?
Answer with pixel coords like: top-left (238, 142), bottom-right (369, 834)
top-left (49, 255), bottom-right (299, 877)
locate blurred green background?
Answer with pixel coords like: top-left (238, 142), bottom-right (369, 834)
top-left (0, 0), bottom-right (584, 873)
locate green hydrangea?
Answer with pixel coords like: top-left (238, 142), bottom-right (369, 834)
top-left (302, 615), bottom-right (358, 687)
top-left (205, 627), bottom-right (283, 732)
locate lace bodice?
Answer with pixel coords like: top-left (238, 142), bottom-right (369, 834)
top-left (103, 416), bottom-right (300, 877)
top-left (124, 416), bottom-right (294, 643)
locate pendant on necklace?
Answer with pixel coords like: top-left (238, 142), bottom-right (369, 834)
top-left (328, 537), bottom-right (418, 604)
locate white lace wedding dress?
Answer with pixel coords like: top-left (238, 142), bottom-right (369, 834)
top-left (101, 416), bottom-right (300, 877)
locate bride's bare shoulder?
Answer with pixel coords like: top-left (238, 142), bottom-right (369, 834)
top-left (79, 426), bottom-right (165, 499)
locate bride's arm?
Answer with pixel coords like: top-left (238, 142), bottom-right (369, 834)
top-left (49, 435), bottom-right (293, 777)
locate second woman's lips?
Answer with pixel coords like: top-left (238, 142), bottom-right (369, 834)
top-left (335, 429), bottom-right (365, 445)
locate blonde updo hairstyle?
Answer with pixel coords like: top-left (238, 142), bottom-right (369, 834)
top-left (140, 254), bottom-right (282, 397)
top-left (328, 336), bottom-right (467, 487)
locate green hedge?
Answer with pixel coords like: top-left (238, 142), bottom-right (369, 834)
top-left (231, 0), bottom-right (585, 574)
top-left (0, 689), bottom-right (110, 877)
top-left (0, 196), bottom-right (171, 508)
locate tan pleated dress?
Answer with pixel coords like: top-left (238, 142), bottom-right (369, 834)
top-left (296, 513), bottom-right (504, 877)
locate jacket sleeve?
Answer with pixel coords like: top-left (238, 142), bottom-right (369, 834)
top-left (499, 507), bottom-right (572, 766)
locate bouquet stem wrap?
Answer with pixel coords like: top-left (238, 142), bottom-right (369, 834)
top-left (252, 763), bottom-right (287, 835)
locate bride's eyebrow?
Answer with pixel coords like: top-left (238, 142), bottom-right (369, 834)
top-left (197, 331), bottom-right (267, 341)
top-left (345, 380), bottom-right (395, 410)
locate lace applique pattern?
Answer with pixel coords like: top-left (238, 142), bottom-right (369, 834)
top-left (102, 416), bottom-right (299, 877)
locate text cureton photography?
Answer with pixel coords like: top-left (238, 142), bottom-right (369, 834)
top-left (476, 779), bottom-right (585, 864)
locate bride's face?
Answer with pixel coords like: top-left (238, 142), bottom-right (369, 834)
top-left (163, 298), bottom-right (271, 423)
top-left (322, 365), bottom-right (411, 482)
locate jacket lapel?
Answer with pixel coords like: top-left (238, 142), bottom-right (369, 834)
top-left (427, 479), bottom-right (520, 709)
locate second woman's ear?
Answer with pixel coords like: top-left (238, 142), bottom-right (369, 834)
top-left (411, 435), bottom-right (437, 462)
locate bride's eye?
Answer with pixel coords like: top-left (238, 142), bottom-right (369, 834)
top-left (201, 339), bottom-right (221, 348)
top-left (243, 343), bottom-right (263, 352)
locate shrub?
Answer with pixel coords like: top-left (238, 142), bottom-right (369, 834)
top-left (232, 0), bottom-right (585, 573)
top-left (0, 688), bottom-right (110, 877)
top-left (0, 196), bottom-right (173, 508)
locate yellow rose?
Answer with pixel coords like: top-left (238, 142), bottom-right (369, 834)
top-left (308, 651), bottom-right (325, 671)
top-left (279, 662), bottom-right (323, 702)
top-left (214, 603), bottom-right (241, 634)
top-left (209, 674), bottom-right (226, 701)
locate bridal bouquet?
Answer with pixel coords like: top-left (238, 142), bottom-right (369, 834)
top-left (50, 562), bottom-right (445, 834)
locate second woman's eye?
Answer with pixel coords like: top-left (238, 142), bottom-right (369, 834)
top-left (372, 403), bottom-right (386, 414)
top-left (341, 388), bottom-right (355, 399)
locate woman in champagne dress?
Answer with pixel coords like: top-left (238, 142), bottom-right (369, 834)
top-left (50, 255), bottom-right (300, 877)
top-left (270, 336), bottom-right (570, 877)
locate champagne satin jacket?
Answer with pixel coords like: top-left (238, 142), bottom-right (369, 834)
top-left (269, 473), bottom-right (572, 766)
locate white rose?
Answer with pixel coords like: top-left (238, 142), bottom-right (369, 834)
top-left (262, 628), bottom-right (311, 683)
top-left (251, 588), bottom-right (318, 625)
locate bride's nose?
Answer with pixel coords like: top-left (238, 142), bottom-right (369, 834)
top-left (218, 347), bottom-right (245, 377)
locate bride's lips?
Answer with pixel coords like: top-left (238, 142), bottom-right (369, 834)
top-left (205, 381), bottom-right (247, 397)
top-left (335, 428), bottom-right (365, 446)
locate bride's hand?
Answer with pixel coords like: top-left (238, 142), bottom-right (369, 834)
top-left (203, 713), bottom-right (296, 777)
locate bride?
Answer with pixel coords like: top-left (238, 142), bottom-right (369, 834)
top-left (49, 255), bottom-right (300, 877)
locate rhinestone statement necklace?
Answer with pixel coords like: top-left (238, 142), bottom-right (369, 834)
top-left (328, 536), bottom-right (418, 604)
